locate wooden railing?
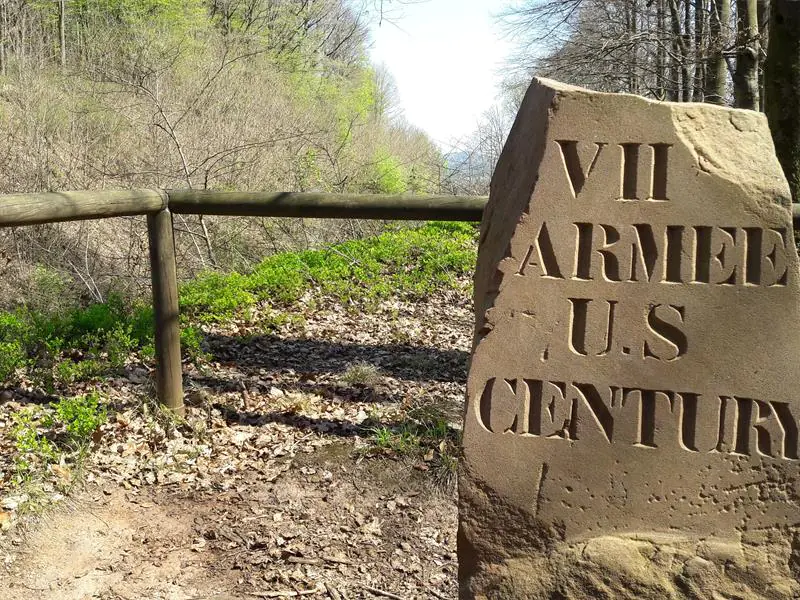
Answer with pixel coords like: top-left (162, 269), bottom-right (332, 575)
top-left (3, 189), bottom-right (799, 413)
top-left (0, 189), bottom-right (487, 413)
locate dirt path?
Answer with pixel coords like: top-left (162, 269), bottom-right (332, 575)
top-left (0, 486), bottom-right (231, 600)
top-left (0, 290), bottom-right (471, 599)
top-left (1, 448), bottom-right (458, 600)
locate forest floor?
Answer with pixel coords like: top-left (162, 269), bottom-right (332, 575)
top-left (0, 286), bottom-right (473, 600)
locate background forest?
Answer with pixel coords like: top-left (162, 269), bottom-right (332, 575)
top-left (0, 0), bottom-right (795, 307)
top-left (463, 0), bottom-right (797, 201)
top-left (502, 0), bottom-right (764, 107)
top-left (0, 0), bottom-right (466, 307)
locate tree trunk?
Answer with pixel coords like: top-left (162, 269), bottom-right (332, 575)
top-left (668, 0), bottom-right (686, 100)
top-left (657, 0), bottom-right (667, 99)
top-left (59, 0), bottom-right (66, 69)
top-left (628, 0), bottom-right (640, 94)
top-left (707, 0), bottom-right (730, 103)
top-left (757, 0), bottom-right (769, 106)
top-left (0, 2), bottom-right (6, 77)
top-left (694, 0), bottom-right (707, 101)
top-left (734, 0), bottom-right (760, 108)
top-left (683, 0), bottom-right (693, 100)
top-left (765, 0), bottom-right (800, 200)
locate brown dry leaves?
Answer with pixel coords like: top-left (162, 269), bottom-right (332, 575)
top-left (0, 281), bottom-right (473, 599)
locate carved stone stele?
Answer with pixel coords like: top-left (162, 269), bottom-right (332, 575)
top-left (458, 78), bottom-right (800, 599)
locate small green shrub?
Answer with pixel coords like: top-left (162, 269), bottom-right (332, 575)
top-left (129, 304), bottom-right (155, 346)
top-left (372, 426), bottom-right (393, 449)
top-left (368, 422), bottom-right (420, 455)
top-left (363, 401), bottom-right (460, 489)
top-left (180, 271), bottom-right (256, 320)
top-left (370, 425), bottom-right (409, 452)
top-left (0, 222), bottom-right (477, 385)
top-left (0, 340), bottom-right (26, 381)
top-left (0, 311), bottom-right (33, 344)
top-left (53, 358), bottom-right (105, 385)
top-left (247, 253), bottom-right (307, 303)
top-left (139, 342), bottom-right (156, 360)
top-left (0, 292), bottom-right (150, 386)
top-left (180, 325), bottom-right (207, 360)
top-left (10, 407), bottom-right (59, 481)
top-left (53, 392), bottom-right (107, 443)
top-left (68, 296), bottom-right (126, 337)
top-left (104, 324), bottom-right (135, 366)
top-left (8, 394), bottom-right (107, 492)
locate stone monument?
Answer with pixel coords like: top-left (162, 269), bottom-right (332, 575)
top-left (459, 78), bottom-right (800, 599)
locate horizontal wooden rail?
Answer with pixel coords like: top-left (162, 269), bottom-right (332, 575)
top-left (167, 190), bottom-right (488, 221)
top-left (0, 189), bottom-right (165, 227)
top-left (3, 188), bottom-right (800, 227)
top-left (2, 188), bottom-right (800, 414)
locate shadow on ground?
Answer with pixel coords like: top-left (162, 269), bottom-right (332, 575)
top-left (204, 333), bottom-right (469, 383)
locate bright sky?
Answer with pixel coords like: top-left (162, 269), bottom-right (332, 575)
top-left (368, 0), bottom-right (512, 148)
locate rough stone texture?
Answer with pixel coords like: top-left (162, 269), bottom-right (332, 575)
top-left (459, 78), bottom-right (800, 599)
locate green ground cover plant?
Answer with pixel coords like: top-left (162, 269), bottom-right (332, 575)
top-left (0, 222), bottom-right (477, 388)
top-left (0, 296), bottom-right (153, 390)
top-left (10, 392), bottom-right (107, 490)
top-left (180, 221), bottom-right (477, 321)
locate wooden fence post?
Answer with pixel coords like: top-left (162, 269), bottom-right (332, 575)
top-left (147, 208), bottom-right (184, 414)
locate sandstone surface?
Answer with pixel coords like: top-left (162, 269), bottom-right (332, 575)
top-left (459, 78), bottom-right (800, 599)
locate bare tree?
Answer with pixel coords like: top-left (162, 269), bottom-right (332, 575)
top-left (499, 0), bottom-right (771, 109)
top-left (734, 0), bottom-right (760, 108)
top-left (693, 0), bottom-right (707, 100)
top-left (705, 0), bottom-right (731, 103)
top-left (58, 0), bottom-right (66, 68)
top-left (765, 0), bottom-right (800, 200)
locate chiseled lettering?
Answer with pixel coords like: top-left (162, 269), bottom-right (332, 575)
top-left (560, 223), bottom-right (776, 286)
top-left (665, 225), bottom-right (686, 282)
top-left (474, 378), bottom-right (800, 461)
top-left (644, 304), bottom-right (687, 361)
top-left (568, 298), bottom-right (617, 357)
top-left (620, 142), bottom-right (671, 201)
top-left (574, 223), bottom-right (593, 280)
top-left (529, 379), bottom-right (570, 438)
top-left (745, 227), bottom-right (789, 287)
top-left (695, 226), bottom-right (742, 285)
top-left (650, 143), bottom-right (671, 200)
top-left (678, 392), bottom-right (722, 453)
top-left (518, 222), bottom-right (564, 279)
top-left (572, 382), bottom-right (614, 443)
top-left (594, 224), bottom-right (639, 282)
top-left (715, 396), bottom-right (738, 453)
top-left (620, 143), bottom-right (642, 200)
top-left (556, 139), bottom-right (670, 200)
top-left (477, 378), bottom-right (522, 434)
top-left (631, 224), bottom-right (664, 283)
top-left (734, 398), bottom-right (799, 459)
top-left (621, 388), bottom-right (677, 448)
top-left (556, 140), bottom-right (605, 198)
top-left (771, 401), bottom-right (799, 459)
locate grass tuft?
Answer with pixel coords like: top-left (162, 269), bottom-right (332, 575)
top-left (341, 361), bottom-right (382, 387)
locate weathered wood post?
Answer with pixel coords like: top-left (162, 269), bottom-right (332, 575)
top-left (147, 207), bottom-right (184, 414)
